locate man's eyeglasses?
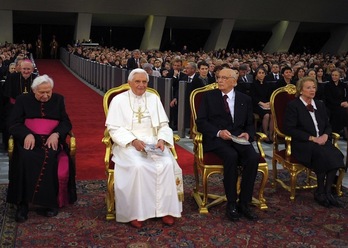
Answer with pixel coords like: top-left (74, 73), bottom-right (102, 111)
top-left (216, 76), bottom-right (233, 80)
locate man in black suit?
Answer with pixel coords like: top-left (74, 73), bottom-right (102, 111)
top-left (196, 68), bottom-right (259, 221)
top-left (127, 49), bottom-right (141, 70)
top-left (265, 62), bottom-right (282, 84)
top-left (167, 58), bottom-right (188, 130)
top-left (236, 64), bottom-right (253, 97)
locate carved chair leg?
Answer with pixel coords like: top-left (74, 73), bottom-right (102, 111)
top-left (257, 164), bottom-right (268, 209)
top-left (335, 168), bottom-right (345, 197)
top-left (106, 171), bottom-right (115, 220)
top-left (289, 171), bottom-right (297, 201)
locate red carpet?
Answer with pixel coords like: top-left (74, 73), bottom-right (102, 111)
top-left (34, 59), bottom-right (193, 179)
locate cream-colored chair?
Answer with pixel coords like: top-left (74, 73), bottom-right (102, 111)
top-left (190, 82), bottom-right (269, 214)
top-left (270, 84), bottom-right (345, 200)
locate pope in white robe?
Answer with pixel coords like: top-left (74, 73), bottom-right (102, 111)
top-left (105, 69), bottom-right (183, 227)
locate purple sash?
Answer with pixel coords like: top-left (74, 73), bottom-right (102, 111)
top-left (25, 118), bottom-right (69, 207)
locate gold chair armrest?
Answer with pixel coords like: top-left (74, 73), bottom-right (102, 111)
top-left (193, 132), bottom-right (204, 164)
top-left (285, 135), bottom-right (292, 158)
top-left (68, 131), bottom-right (76, 157)
top-left (102, 128), bottom-right (113, 172)
top-left (332, 132), bottom-right (340, 148)
top-left (170, 134), bottom-right (181, 160)
top-left (8, 135), bottom-right (14, 160)
top-left (255, 132), bottom-right (267, 158)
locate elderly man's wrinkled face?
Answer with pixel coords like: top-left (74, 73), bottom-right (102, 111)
top-left (34, 82), bottom-right (52, 102)
top-left (21, 61), bottom-right (34, 79)
top-left (217, 68), bottom-right (237, 94)
top-left (129, 73), bottom-right (148, 96)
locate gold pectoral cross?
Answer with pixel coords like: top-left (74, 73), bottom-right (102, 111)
top-left (136, 107), bottom-right (143, 123)
top-left (23, 86), bottom-right (28, 94)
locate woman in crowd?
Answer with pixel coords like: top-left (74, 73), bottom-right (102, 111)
top-left (324, 69), bottom-right (348, 136)
top-left (284, 77), bottom-right (345, 208)
top-left (293, 67), bottom-right (305, 82)
top-left (250, 67), bottom-right (274, 143)
top-left (316, 67), bottom-right (326, 83)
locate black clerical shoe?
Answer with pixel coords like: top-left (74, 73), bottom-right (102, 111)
top-left (314, 191), bottom-right (330, 208)
top-left (37, 208), bottom-right (58, 217)
top-left (15, 204), bottom-right (29, 223)
top-left (226, 203), bottom-right (240, 221)
top-left (238, 204), bottom-right (258, 220)
top-left (326, 194), bottom-right (342, 208)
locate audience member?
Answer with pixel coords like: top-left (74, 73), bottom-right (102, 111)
top-left (127, 49), bottom-right (141, 70)
top-left (142, 63), bottom-right (161, 77)
top-left (236, 64), bottom-right (253, 96)
top-left (250, 67), bottom-right (274, 143)
top-left (265, 63), bottom-right (281, 83)
top-left (324, 69), bottom-right (348, 136)
top-left (277, 66), bottom-right (294, 88)
top-left (167, 58), bottom-right (187, 130)
top-left (190, 60), bottom-right (210, 90)
top-left (284, 76), bottom-right (345, 208)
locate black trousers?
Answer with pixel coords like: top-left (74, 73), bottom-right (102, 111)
top-left (212, 140), bottom-right (259, 204)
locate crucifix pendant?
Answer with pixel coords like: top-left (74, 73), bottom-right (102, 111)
top-left (136, 107), bottom-right (143, 123)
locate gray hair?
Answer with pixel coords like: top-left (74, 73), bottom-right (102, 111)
top-left (142, 63), bottom-right (153, 70)
top-left (128, 68), bottom-right (149, 82)
top-left (31, 74), bottom-right (54, 90)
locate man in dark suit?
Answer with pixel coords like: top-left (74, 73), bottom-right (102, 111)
top-left (196, 68), bottom-right (259, 221)
top-left (127, 49), bottom-right (141, 70)
top-left (265, 62), bottom-right (282, 84)
top-left (167, 58), bottom-right (187, 130)
top-left (236, 64), bottom-right (253, 97)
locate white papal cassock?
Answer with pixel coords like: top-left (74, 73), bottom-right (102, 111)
top-left (105, 89), bottom-right (183, 223)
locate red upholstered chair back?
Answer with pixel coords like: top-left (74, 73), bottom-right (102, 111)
top-left (270, 84), bottom-right (296, 136)
top-left (190, 83), bottom-right (219, 134)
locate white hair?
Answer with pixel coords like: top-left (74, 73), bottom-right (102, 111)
top-left (31, 74), bottom-right (54, 90)
top-left (128, 68), bottom-right (149, 82)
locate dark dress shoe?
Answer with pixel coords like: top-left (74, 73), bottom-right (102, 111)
top-left (226, 203), bottom-right (240, 221)
top-left (162, 215), bottom-right (175, 226)
top-left (37, 208), bottom-right (58, 217)
top-left (326, 194), bottom-right (342, 208)
top-left (45, 208), bottom-right (58, 217)
top-left (314, 192), bottom-right (330, 208)
top-left (238, 204), bottom-right (258, 220)
top-left (130, 220), bottom-right (143, 228)
top-left (15, 204), bottom-right (29, 223)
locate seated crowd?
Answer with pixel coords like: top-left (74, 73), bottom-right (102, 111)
top-left (65, 44), bottom-right (348, 140)
top-left (0, 42), bottom-right (347, 227)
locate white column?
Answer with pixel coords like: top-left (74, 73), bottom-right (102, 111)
top-left (204, 19), bottom-right (235, 52)
top-left (74, 13), bottom-right (92, 43)
top-left (0, 10), bottom-right (13, 44)
top-left (140, 15), bottom-right (166, 51)
top-left (263, 21), bottom-right (300, 53)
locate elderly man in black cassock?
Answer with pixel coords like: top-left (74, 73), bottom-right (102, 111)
top-left (7, 74), bottom-right (77, 223)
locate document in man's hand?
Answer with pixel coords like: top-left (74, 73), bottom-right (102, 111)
top-left (144, 144), bottom-right (164, 156)
top-left (230, 135), bottom-right (250, 145)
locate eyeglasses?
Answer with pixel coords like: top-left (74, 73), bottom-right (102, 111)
top-left (216, 76), bottom-right (234, 80)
